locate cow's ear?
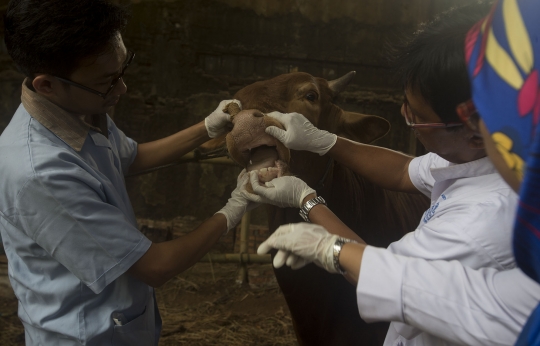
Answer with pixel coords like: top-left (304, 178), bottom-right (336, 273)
top-left (336, 111), bottom-right (390, 144)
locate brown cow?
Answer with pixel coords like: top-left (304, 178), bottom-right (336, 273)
top-left (207, 71), bottom-right (429, 345)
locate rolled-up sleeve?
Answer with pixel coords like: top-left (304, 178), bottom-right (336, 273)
top-left (408, 153), bottom-right (446, 197)
top-left (15, 168), bottom-right (151, 294)
top-left (356, 246), bottom-right (540, 345)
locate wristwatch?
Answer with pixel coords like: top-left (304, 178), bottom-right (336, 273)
top-left (333, 238), bottom-right (356, 275)
top-left (299, 196), bottom-right (326, 222)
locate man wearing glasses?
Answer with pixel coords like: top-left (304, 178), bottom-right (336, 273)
top-left (245, 2), bottom-right (519, 344)
top-left (0, 1), bottom-right (256, 345)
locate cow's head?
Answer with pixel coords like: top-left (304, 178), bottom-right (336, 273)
top-left (206, 71), bottom-right (391, 189)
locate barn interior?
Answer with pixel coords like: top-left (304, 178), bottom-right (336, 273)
top-left (0, 0), bottom-right (471, 345)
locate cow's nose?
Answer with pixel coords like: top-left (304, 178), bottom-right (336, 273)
top-left (243, 110), bottom-right (264, 118)
top-left (232, 109), bottom-right (265, 125)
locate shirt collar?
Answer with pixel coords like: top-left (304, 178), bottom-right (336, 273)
top-left (21, 78), bottom-right (107, 152)
top-left (430, 156), bottom-right (497, 182)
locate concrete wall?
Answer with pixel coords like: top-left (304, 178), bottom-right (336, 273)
top-left (0, 0), bottom-right (469, 224)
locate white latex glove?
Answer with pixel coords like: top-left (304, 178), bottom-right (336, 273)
top-left (273, 250), bottom-right (310, 270)
top-left (257, 223), bottom-right (340, 273)
top-left (205, 99), bottom-right (242, 138)
top-left (244, 171), bottom-right (316, 209)
top-left (265, 111), bottom-right (337, 155)
top-left (216, 169), bottom-right (260, 232)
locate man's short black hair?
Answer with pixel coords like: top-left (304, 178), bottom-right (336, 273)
top-left (4, 0), bottom-right (130, 78)
top-left (390, 1), bottom-right (494, 124)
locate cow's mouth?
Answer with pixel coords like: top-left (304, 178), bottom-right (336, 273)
top-left (224, 108), bottom-right (291, 184)
top-left (246, 145), bottom-right (277, 171)
top-left (245, 145), bottom-right (288, 183)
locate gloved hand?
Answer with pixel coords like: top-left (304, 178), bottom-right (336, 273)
top-left (216, 169), bottom-right (260, 232)
top-left (244, 171), bottom-right (316, 209)
top-left (257, 223), bottom-right (341, 273)
top-left (205, 99), bottom-right (242, 138)
top-left (273, 250), bottom-right (310, 270)
top-left (265, 111), bottom-right (337, 155)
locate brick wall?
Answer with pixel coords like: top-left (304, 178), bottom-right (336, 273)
top-left (0, 0), bottom-right (471, 225)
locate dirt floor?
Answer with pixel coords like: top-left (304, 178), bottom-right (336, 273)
top-left (156, 263), bottom-right (297, 346)
top-left (0, 256), bottom-right (298, 346)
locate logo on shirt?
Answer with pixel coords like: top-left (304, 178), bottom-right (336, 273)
top-left (423, 202), bottom-right (439, 223)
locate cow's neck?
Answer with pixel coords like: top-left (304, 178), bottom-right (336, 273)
top-left (314, 158), bottom-right (334, 194)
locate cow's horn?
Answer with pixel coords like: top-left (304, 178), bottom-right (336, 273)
top-left (328, 71), bottom-right (356, 94)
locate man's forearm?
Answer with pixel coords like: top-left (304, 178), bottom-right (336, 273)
top-left (328, 137), bottom-right (418, 193)
top-left (306, 202), bottom-right (365, 244)
top-left (339, 242), bottom-right (366, 285)
top-left (128, 213), bottom-right (228, 287)
top-left (128, 121), bottom-right (210, 174)
top-left (302, 195), bottom-right (366, 285)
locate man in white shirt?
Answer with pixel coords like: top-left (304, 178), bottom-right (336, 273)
top-left (244, 2), bottom-right (528, 345)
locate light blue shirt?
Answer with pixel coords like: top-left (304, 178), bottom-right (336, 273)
top-left (0, 104), bottom-right (160, 345)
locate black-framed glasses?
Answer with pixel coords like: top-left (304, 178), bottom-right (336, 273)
top-left (456, 99), bottom-right (480, 132)
top-left (54, 50), bottom-right (135, 99)
top-left (403, 95), bottom-right (463, 128)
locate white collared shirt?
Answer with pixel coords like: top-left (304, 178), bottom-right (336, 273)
top-left (357, 153), bottom-right (520, 346)
top-left (357, 247), bottom-right (540, 346)
top-left (392, 153), bottom-right (517, 270)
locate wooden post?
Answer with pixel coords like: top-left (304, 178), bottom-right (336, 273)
top-left (236, 211), bottom-right (251, 285)
top-left (200, 253), bottom-right (271, 263)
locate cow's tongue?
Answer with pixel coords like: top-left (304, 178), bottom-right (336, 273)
top-left (247, 146), bottom-right (278, 172)
top-left (246, 146), bottom-right (290, 184)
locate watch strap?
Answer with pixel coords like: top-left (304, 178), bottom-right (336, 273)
top-left (333, 238), bottom-right (357, 275)
top-left (299, 196), bottom-right (326, 222)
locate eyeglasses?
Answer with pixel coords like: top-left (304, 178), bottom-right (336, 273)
top-left (403, 95), bottom-right (463, 128)
top-left (54, 50), bottom-right (135, 99)
top-left (456, 99), bottom-right (479, 131)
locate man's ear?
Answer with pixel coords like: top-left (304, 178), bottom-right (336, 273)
top-left (32, 75), bottom-right (59, 96)
top-left (468, 131), bottom-right (485, 150)
top-left (336, 111), bottom-right (390, 144)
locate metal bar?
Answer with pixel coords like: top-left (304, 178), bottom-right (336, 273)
top-left (199, 253), bottom-right (271, 264)
top-left (126, 150), bottom-right (237, 177)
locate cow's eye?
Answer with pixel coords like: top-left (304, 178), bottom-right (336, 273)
top-left (305, 92), bottom-right (318, 102)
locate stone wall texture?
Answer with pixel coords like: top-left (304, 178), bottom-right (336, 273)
top-left (0, 0), bottom-right (469, 225)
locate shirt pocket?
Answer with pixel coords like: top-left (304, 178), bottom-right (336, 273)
top-left (111, 306), bottom-right (154, 346)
